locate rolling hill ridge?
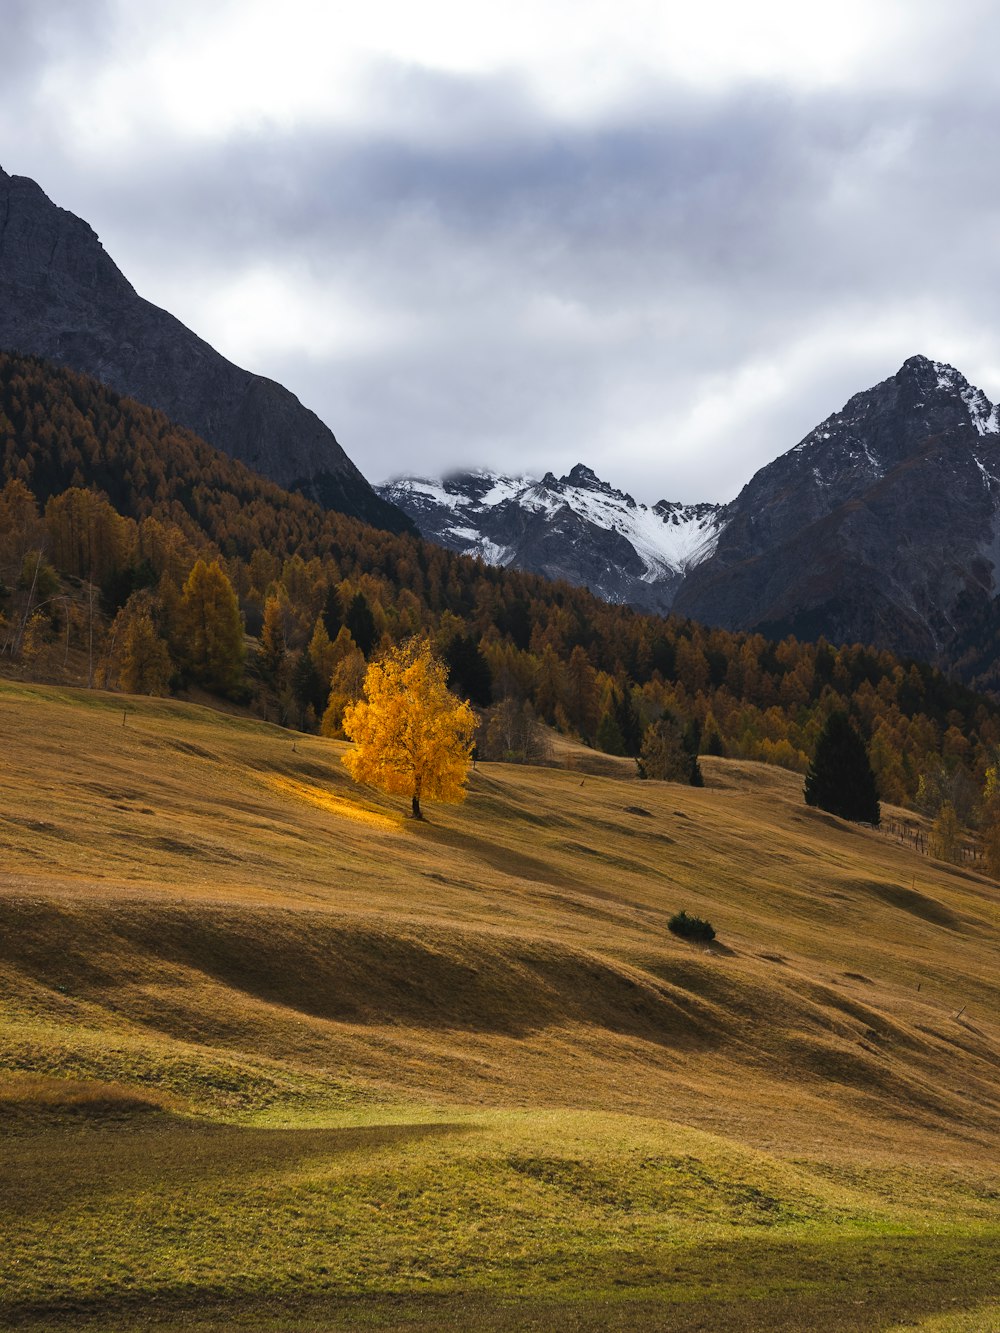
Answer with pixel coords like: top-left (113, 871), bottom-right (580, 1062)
top-left (2, 348), bottom-right (998, 816)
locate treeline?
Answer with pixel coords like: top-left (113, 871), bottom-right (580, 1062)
top-left (2, 349), bottom-right (1000, 810)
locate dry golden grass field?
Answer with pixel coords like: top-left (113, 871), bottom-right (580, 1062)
top-left (0, 680), bottom-right (998, 1332)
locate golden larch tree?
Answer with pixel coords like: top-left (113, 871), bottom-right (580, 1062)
top-left (259, 593), bottom-right (287, 682)
top-left (176, 558), bottom-right (245, 698)
top-left (320, 627), bottom-right (366, 738)
top-left (341, 637), bottom-right (476, 819)
top-left (928, 801), bottom-right (962, 863)
top-left (980, 765), bottom-right (1000, 879)
top-left (115, 594), bottom-right (173, 696)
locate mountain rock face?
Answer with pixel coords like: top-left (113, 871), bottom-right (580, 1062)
top-left (384, 357), bottom-right (1000, 674)
top-left (0, 166), bottom-right (410, 533)
top-left (673, 355), bottom-right (1000, 661)
top-left (379, 463), bottom-right (722, 613)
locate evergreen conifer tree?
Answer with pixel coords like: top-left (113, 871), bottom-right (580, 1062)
top-left (445, 633), bottom-right (493, 706)
top-left (596, 708), bottom-right (626, 756)
top-left (614, 687), bottom-right (643, 756)
top-left (291, 650), bottom-right (327, 725)
top-left (345, 591), bottom-right (377, 657)
top-left (322, 583), bottom-right (342, 640)
top-left (804, 711), bottom-right (880, 824)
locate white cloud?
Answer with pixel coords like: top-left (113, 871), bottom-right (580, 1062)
top-left (28, 0), bottom-right (970, 158)
top-left (6, 0), bottom-right (1000, 507)
top-left (181, 264), bottom-right (417, 366)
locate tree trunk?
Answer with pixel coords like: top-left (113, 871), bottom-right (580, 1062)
top-left (411, 793), bottom-right (423, 820)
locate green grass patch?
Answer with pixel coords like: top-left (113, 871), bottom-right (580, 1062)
top-left (2, 1105), bottom-right (995, 1326)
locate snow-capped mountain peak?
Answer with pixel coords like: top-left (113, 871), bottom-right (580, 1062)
top-left (378, 464), bottom-right (724, 614)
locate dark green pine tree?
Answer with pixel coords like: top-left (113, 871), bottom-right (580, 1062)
top-left (596, 708), bottom-right (627, 756)
top-left (804, 711), bottom-right (880, 825)
top-left (291, 649), bottom-right (328, 722)
top-left (445, 633), bottom-right (493, 706)
top-left (613, 686), bottom-right (643, 757)
top-left (344, 591), bottom-right (377, 657)
top-left (322, 583), bottom-right (342, 640)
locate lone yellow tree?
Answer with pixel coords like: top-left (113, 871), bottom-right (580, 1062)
top-left (342, 638), bottom-right (476, 819)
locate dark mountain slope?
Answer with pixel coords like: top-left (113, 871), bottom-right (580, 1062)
top-left (0, 166), bottom-right (410, 533)
top-left (673, 356), bottom-right (1000, 662)
top-left (378, 358), bottom-right (1000, 674)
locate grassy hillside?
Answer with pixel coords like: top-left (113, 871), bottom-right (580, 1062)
top-left (1, 681), bottom-right (998, 1331)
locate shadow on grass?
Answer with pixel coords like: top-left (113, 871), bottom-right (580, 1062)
top-left (0, 897), bottom-right (731, 1048)
top-left (4, 1117), bottom-right (471, 1220)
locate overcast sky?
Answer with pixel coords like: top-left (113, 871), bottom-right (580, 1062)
top-left (4, 0), bottom-right (1000, 503)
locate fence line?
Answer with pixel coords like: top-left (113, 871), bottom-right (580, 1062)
top-left (877, 815), bottom-right (983, 865)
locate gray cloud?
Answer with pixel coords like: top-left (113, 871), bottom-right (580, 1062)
top-left (1, 0), bottom-right (112, 138)
top-left (6, 8), bottom-right (1000, 502)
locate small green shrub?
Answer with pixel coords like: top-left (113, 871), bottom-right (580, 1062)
top-left (668, 910), bottom-right (716, 943)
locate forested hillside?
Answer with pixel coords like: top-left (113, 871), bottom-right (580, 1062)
top-left (1, 351), bottom-right (998, 816)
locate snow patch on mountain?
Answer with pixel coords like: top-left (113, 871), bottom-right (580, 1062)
top-left (932, 359), bottom-right (998, 434)
top-left (378, 464), bottom-right (724, 612)
top-left (973, 454), bottom-right (999, 489)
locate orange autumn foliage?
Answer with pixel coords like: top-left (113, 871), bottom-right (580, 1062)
top-left (342, 638), bottom-right (475, 819)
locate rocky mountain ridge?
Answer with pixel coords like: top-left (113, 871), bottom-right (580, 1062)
top-left (385, 356), bottom-right (1000, 677)
top-left (3, 163), bottom-right (997, 676)
top-left (0, 166), bottom-right (410, 533)
top-left (378, 462), bottom-right (722, 613)
top-left (674, 355), bottom-right (1000, 663)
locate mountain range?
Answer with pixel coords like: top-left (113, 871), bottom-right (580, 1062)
top-left (5, 166), bottom-right (1000, 680)
top-left (0, 166), bottom-right (410, 534)
top-left (378, 464), bottom-right (722, 614)
top-left (384, 355), bottom-right (1000, 674)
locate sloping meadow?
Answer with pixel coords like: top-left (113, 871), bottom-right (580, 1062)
top-left (1, 683), bottom-right (998, 1331)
